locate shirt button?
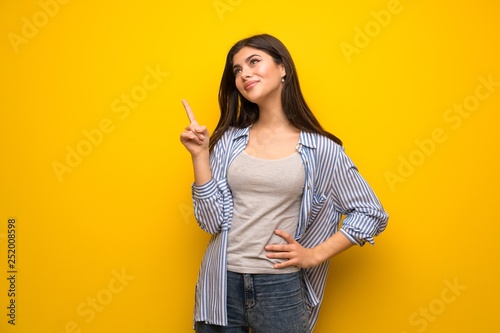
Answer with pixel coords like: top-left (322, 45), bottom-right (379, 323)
top-left (307, 211), bottom-right (311, 216)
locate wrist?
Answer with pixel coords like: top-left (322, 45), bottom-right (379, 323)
top-left (311, 244), bottom-right (329, 266)
top-left (191, 149), bottom-right (209, 161)
top-left (191, 150), bottom-right (211, 186)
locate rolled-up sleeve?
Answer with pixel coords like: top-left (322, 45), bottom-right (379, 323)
top-left (332, 149), bottom-right (389, 246)
top-left (192, 179), bottom-right (222, 234)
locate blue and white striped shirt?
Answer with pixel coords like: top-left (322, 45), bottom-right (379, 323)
top-left (191, 126), bottom-right (388, 331)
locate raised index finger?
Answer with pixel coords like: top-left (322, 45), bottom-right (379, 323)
top-left (182, 99), bottom-right (198, 125)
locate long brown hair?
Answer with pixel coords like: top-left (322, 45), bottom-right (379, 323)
top-left (210, 34), bottom-right (342, 151)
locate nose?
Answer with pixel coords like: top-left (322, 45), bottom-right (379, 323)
top-left (240, 66), bottom-right (252, 79)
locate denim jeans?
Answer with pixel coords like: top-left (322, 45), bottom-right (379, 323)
top-left (195, 270), bottom-right (310, 333)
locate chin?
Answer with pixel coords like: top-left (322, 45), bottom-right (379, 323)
top-left (240, 92), bottom-right (260, 104)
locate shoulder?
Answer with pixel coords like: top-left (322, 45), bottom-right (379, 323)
top-left (303, 132), bottom-right (345, 156)
top-left (303, 132), bottom-right (357, 171)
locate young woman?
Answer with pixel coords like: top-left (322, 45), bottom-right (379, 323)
top-left (180, 34), bottom-right (388, 333)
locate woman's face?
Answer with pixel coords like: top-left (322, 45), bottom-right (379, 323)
top-left (232, 47), bottom-right (286, 106)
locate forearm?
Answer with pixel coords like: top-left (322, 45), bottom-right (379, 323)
top-left (192, 151), bottom-right (212, 186)
top-left (313, 232), bottom-right (355, 263)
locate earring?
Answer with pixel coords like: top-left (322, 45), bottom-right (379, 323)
top-left (281, 77), bottom-right (285, 83)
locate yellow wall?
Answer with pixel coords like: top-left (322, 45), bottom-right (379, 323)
top-left (1, 0), bottom-right (499, 332)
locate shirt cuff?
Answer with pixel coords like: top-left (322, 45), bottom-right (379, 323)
top-left (192, 179), bottom-right (216, 199)
top-left (339, 229), bottom-right (364, 246)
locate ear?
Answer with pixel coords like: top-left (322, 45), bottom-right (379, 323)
top-left (279, 63), bottom-right (286, 78)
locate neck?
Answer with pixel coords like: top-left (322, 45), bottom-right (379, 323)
top-left (255, 100), bottom-right (290, 129)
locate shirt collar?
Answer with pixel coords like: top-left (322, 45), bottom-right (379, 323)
top-left (232, 126), bottom-right (317, 149)
top-left (298, 131), bottom-right (317, 149)
top-left (232, 126), bottom-right (250, 141)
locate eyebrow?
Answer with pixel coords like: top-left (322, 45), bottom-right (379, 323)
top-left (232, 54), bottom-right (261, 69)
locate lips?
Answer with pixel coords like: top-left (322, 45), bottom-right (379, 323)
top-left (244, 80), bottom-right (258, 90)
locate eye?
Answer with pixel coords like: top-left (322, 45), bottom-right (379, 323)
top-left (233, 68), bottom-right (242, 76)
top-left (250, 58), bottom-right (260, 65)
